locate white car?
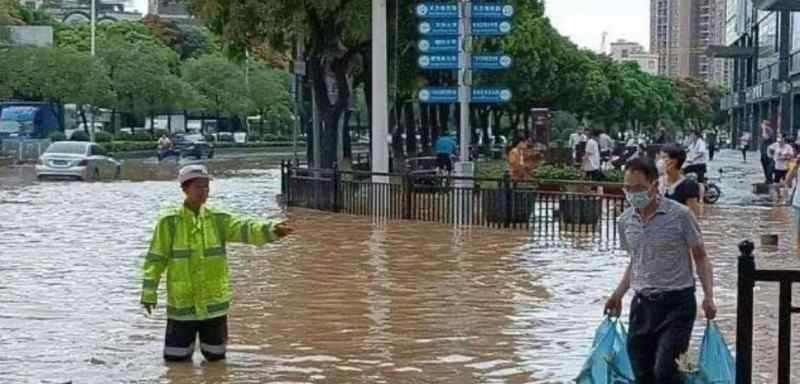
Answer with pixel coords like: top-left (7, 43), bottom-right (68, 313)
top-left (36, 141), bottom-right (121, 181)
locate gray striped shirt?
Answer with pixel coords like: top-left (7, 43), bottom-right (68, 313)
top-left (619, 197), bottom-right (703, 292)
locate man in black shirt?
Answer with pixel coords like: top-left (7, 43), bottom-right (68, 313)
top-left (658, 144), bottom-right (701, 216)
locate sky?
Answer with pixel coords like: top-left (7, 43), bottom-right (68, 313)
top-left (545, 0), bottom-right (651, 53)
top-left (129, 0), bottom-right (651, 53)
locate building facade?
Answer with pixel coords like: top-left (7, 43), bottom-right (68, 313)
top-left (25, 0), bottom-right (141, 24)
top-left (609, 39), bottom-right (660, 75)
top-left (718, 1), bottom-right (800, 141)
top-left (650, 0), bottom-right (729, 84)
top-left (148, 0), bottom-right (195, 23)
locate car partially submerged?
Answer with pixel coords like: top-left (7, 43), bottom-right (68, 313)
top-left (36, 141), bottom-right (121, 181)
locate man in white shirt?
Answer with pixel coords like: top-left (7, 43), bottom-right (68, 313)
top-left (583, 129), bottom-right (603, 180)
top-left (769, 135), bottom-right (794, 184)
top-left (682, 131), bottom-right (708, 183)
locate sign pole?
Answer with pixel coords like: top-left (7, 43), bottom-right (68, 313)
top-left (371, 0), bottom-right (390, 218)
top-left (458, 0), bottom-right (472, 163)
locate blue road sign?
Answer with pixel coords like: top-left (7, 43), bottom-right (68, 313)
top-left (418, 54), bottom-right (459, 70)
top-left (472, 20), bottom-right (512, 36)
top-left (471, 87), bottom-right (513, 103)
top-left (472, 54), bottom-right (513, 70)
top-left (418, 87), bottom-right (513, 104)
top-left (415, 3), bottom-right (458, 19)
top-left (418, 38), bottom-right (459, 53)
top-left (472, 4), bottom-right (514, 19)
top-left (418, 87), bottom-right (458, 104)
top-left (416, 3), bottom-right (515, 19)
top-left (418, 20), bottom-right (460, 36)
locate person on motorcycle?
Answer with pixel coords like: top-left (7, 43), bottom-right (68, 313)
top-left (434, 131), bottom-right (457, 174)
top-left (658, 144), bottom-right (701, 216)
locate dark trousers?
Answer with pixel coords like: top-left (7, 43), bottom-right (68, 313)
top-left (628, 288), bottom-right (697, 384)
top-left (163, 315), bottom-right (228, 362)
top-left (761, 154), bottom-right (774, 183)
top-left (741, 148), bottom-right (747, 161)
top-left (585, 169), bottom-right (604, 181)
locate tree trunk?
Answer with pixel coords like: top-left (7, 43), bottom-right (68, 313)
top-left (437, 104), bottom-right (449, 136)
top-left (79, 106), bottom-right (89, 135)
top-left (480, 108), bottom-right (490, 153)
top-left (150, 114), bottom-right (155, 135)
top-left (390, 105), bottom-right (404, 172)
top-left (167, 113), bottom-right (172, 134)
top-left (343, 107), bottom-right (352, 160)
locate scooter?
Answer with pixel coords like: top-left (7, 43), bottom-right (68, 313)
top-left (686, 169), bottom-right (722, 204)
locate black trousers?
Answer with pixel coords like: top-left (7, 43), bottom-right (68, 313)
top-left (682, 164), bottom-right (707, 183)
top-left (761, 154), bottom-right (774, 183)
top-left (628, 288), bottom-right (697, 384)
top-left (585, 169), bottom-right (604, 181)
top-left (163, 315), bottom-right (228, 362)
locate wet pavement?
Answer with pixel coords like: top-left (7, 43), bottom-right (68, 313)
top-left (1, 149), bottom-right (800, 383)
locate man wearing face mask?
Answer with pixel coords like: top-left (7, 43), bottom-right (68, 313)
top-left (658, 145), bottom-right (701, 216)
top-left (604, 158), bottom-right (716, 384)
top-left (769, 135), bottom-right (794, 201)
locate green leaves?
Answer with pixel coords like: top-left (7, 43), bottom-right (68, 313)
top-left (182, 54), bottom-right (251, 117)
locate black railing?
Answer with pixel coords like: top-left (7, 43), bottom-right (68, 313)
top-left (281, 162), bottom-right (626, 241)
top-left (737, 240), bottom-right (800, 384)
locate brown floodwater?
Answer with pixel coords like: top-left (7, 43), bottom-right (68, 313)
top-left (2, 150), bottom-right (800, 383)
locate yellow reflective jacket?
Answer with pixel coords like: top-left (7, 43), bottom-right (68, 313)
top-left (140, 205), bottom-right (280, 321)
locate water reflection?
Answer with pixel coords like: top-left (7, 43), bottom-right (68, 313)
top-left (3, 152), bottom-right (800, 382)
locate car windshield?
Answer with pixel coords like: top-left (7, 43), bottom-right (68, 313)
top-left (183, 134), bottom-right (205, 142)
top-left (45, 142), bottom-right (88, 155)
top-left (0, 106), bottom-right (37, 134)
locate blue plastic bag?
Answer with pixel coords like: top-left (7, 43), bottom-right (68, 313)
top-left (576, 317), bottom-right (635, 384)
top-left (683, 321), bottom-right (736, 384)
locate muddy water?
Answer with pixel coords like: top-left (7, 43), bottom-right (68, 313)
top-left (1, 150), bottom-right (800, 383)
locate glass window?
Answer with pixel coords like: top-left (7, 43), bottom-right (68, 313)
top-left (46, 142), bottom-right (89, 155)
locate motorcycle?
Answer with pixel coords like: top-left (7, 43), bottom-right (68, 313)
top-left (686, 169), bottom-right (722, 205)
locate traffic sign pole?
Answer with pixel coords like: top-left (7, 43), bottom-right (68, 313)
top-left (458, 0), bottom-right (471, 164)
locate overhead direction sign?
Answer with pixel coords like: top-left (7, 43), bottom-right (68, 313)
top-left (417, 20), bottom-right (460, 36)
top-left (471, 54), bottom-right (513, 70)
top-left (416, 3), bottom-right (515, 19)
top-left (417, 38), bottom-right (459, 53)
top-left (418, 87), bottom-right (513, 104)
top-left (471, 87), bottom-right (513, 103)
top-left (415, 3), bottom-right (459, 18)
top-left (418, 54), bottom-right (459, 70)
top-left (472, 4), bottom-right (514, 19)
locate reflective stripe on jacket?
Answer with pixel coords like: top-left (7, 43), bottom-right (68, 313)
top-left (141, 205), bottom-right (279, 321)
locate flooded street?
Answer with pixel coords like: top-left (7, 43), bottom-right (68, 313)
top-left (2, 149), bottom-right (800, 383)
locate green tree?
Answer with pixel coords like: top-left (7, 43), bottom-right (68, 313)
top-left (182, 54), bottom-right (251, 131)
top-left (248, 61), bottom-right (292, 135)
top-left (186, 0), bottom-right (371, 167)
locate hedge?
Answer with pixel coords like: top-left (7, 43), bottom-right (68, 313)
top-left (98, 141), bottom-right (308, 154)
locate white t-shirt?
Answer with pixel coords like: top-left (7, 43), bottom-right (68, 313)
top-left (599, 133), bottom-right (613, 151)
top-left (686, 139), bottom-right (707, 166)
top-left (582, 138), bottom-right (601, 172)
top-left (769, 143), bottom-right (795, 171)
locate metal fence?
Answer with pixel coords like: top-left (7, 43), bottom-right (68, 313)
top-left (0, 138), bottom-right (50, 162)
top-left (736, 240), bottom-right (799, 384)
top-left (281, 162), bottom-right (626, 241)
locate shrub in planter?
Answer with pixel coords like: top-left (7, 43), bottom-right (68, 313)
top-left (69, 130), bottom-right (90, 141)
top-left (534, 165), bottom-right (581, 181)
top-left (114, 131), bottom-right (133, 141)
top-left (48, 132), bottom-right (67, 142)
top-left (94, 131), bottom-right (113, 143)
top-left (131, 131), bottom-right (154, 142)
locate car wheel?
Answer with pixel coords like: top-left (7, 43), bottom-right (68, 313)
top-left (86, 167), bottom-right (100, 182)
top-left (208, 151), bottom-right (214, 159)
top-left (114, 166), bottom-right (121, 179)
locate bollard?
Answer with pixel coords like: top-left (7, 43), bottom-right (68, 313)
top-left (736, 240), bottom-right (755, 384)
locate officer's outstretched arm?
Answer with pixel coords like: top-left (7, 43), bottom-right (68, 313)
top-left (223, 214), bottom-right (285, 246)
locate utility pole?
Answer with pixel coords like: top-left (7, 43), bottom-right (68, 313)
top-left (371, 0), bottom-right (390, 216)
top-left (458, 0), bottom-right (472, 164)
top-left (90, 0), bottom-right (96, 57)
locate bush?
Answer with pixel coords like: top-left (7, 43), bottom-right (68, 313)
top-left (131, 131), bottom-right (154, 142)
top-left (604, 169), bottom-right (625, 183)
top-left (94, 131), bottom-right (113, 143)
top-left (98, 141), bottom-right (158, 153)
top-left (48, 131), bottom-right (66, 142)
top-left (533, 165), bottom-right (582, 181)
top-left (69, 130), bottom-right (90, 142)
top-left (114, 131), bottom-right (133, 141)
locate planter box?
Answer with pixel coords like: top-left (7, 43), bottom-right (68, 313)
top-left (559, 198), bottom-right (602, 225)
top-left (484, 189), bottom-right (536, 224)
